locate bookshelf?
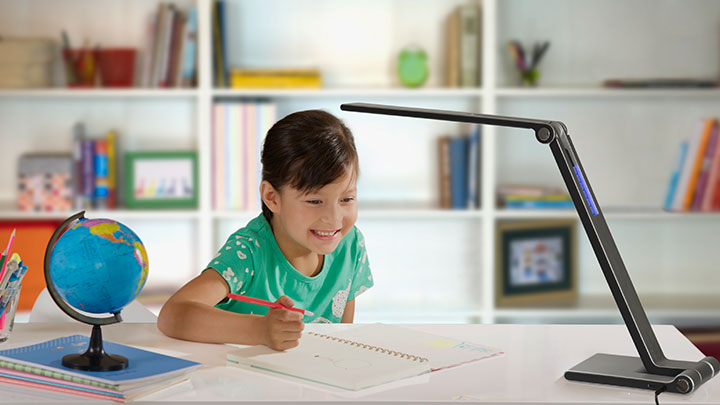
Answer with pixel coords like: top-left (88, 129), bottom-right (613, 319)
top-left (1, 0), bottom-right (719, 327)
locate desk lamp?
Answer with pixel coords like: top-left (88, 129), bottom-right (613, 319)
top-left (340, 102), bottom-right (719, 394)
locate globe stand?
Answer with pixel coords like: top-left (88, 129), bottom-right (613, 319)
top-left (62, 325), bottom-right (128, 371)
top-left (44, 211), bottom-right (129, 372)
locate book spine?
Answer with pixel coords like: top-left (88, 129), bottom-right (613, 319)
top-left (81, 139), bottom-right (95, 208)
top-left (692, 122), bottom-right (719, 210)
top-left (444, 7), bottom-right (460, 87)
top-left (165, 9), bottom-right (185, 88)
top-left (505, 200), bottom-right (575, 209)
top-left (181, 6), bottom-right (198, 87)
top-left (682, 118), bottom-right (716, 210)
top-left (438, 136), bottom-right (451, 209)
top-left (702, 123), bottom-right (720, 211)
top-left (449, 136), bottom-right (469, 209)
top-left (150, 3), bottom-right (168, 87)
top-left (458, 4), bottom-right (479, 87)
top-left (93, 139), bottom-right (109, 209)
top-left (663, 142), bottom-right (688, 211)
top-left (467, 126), bottom-right (480, 209)
top-left (72, 122), bottom-right (85, 210)
top-left (157, 5), bottom-right (176, 88)
top-left (671, 121), bottom-right (703, 211)
top-left (106, 130), bottom-right (117, 209)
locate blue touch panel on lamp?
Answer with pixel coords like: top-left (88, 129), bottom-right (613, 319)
top-left (574, 165), bottom-right (599, 216)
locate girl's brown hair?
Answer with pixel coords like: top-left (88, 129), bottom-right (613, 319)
top-left (261, 110), bottom-right (358, 221)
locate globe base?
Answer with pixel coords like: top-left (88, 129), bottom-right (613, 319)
top-left (62, 325), bottom-right (128, 371)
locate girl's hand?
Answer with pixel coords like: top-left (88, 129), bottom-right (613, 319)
top-left (260, 295), bottom-right (304, 350)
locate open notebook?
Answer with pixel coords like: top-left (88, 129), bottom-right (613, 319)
top-left (226, 323), bottom-right (503, 390)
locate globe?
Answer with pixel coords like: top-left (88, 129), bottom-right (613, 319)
top-left (44, 211), bottom-right (149, 371)
top-left (48, 217), bottom-right (149, 315)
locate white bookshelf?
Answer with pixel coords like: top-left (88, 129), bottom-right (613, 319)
top-left (2, 0), bottom-right (720, 326)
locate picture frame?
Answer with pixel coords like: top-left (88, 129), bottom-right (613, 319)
top-left (123, 151), bottom-right (198, 209)
top-left (495, 219), bottom-right (577, 307)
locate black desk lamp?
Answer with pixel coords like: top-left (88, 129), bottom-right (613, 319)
top-left (340, 102), bottom-right (719, 394)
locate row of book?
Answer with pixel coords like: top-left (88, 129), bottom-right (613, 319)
top-left (212, 101), bottom-right (277, 210)
top-left (444, 3), bottom-right (482, 88)
top-left (438, 126), bottom-right (481, 209)
top-left (17, 124), bottom-right (120, 212)
top-left (141, 2), bottom-right (198, 88)
top-left (0, 335), bottom-right (200, 402)
top-left (496, 185), bottom-right (573, 209)
top-left (664, 118), bottom-right (720, 212)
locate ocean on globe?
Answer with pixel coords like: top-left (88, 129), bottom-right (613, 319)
top-left (49, 218), bottom-right (149, 315)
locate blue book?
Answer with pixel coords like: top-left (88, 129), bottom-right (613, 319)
top-left (0, 335), bottom-right (200, 389)
top-left (664, 141), bottom-right (688, 211)
top-left (181, 5), bottom-right (198, 87)
top-left (505, 200), bottom-right (575, 209)
top-left (449, 136), bottom-right (469, 209)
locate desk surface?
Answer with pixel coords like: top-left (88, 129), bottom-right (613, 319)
top-left (1, 323), bottom-right (718, 404)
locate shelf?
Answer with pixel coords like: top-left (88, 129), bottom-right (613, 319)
top-left (495, 87), bottom-right (720, 99)
top-left (494, 208), bottom-right (720, 220)
top-left (0, 88), bottom-right (198, 99)
top-left (493, 294), bottom-right (720, 324)
top-left (0, 209), bottom-right (201, 221)
top-left (212, 208), bottom-right (484, 220)
top-left (212, 87), bottom-right (483, 98)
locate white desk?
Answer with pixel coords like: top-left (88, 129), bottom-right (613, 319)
top-left (1, 323), bottom-right (718, 404)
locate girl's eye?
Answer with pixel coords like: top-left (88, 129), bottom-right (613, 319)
top-left (342, 197), bottom-right (355, 203)
top-left (306, 200), bottom-right (322, 205)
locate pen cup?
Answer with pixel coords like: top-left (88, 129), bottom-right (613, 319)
top-left (0, 285), bottom-right (21, 343)
top-left (520, 68), bottom-right (539, 87)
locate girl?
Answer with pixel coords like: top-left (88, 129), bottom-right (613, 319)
top-left (158, 110), bottom-right (373, 350)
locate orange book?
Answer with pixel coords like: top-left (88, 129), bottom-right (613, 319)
top-left (683, 118), bottom-right (717, 210)
top-left (701, 122), bottom-right (720, 211)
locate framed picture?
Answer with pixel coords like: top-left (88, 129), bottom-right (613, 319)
top-left (124, 151), bottom-right (198, 209)
top-left (495, 220), bottom-right (577, 307)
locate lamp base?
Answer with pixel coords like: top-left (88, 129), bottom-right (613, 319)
top-left (565, 353), bottom-right (691, 394)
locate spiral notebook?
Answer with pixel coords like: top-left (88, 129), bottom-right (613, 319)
top-left (226, 324), bottom-right (503, 391)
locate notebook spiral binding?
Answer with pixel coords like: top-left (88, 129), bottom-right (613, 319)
top-left (307, 332), bottom-right (429, 363)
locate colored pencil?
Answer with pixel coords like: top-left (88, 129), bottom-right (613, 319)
top-left (227, 293), bottom-right (314, 316)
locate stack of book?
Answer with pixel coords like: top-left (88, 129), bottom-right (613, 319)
top-left (664, 118), bottom-right (720, 212)
top-left (497, 185), bottom-right (573, 209)
top-left (212, 101), bottom-right (276, 210)
top-left (444, 3), bottom-right (482, 88)
top-left (438, 126), bottom-right (481, 209)
top-left (229, 68), bottom-right (322, 89)
top-left (142, 2), bottom-right (198, 88)
top-left (0, 335), bottom-right (201, 402)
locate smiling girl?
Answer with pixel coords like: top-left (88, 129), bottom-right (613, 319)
top-left (158, 110), bottom-right (373, 350)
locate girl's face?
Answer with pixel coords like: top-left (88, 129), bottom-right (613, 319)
top-left (268, 168), bottom-right (358, 258)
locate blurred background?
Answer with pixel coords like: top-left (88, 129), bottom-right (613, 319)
top-left (0, 0), bottom-right (719, 359)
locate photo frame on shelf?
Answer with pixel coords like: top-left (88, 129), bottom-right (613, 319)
top-left (495, 219), bottom-right (577, 307)
top-left (123, 151), bottom-right (198, 209)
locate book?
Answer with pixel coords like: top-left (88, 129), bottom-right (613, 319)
top-left (671, 121), bottom-right (704, 211)
top-left (467, 125), bottom-right (481, 209)
top-left (682, 118), bottom-right (717, 210)
top-left (444, 7), bottom-right (460, 87)
top-left (438, 135), bottom-right (451, 209)
top-left (458, 4), bottom-right (480, 87)
top-left (663, 141), bottom-right (688, 211)
top-left (180, 5), bottom-right (198, 87)
top-left (701, 124), bottom-right (720, 211)
top-left (603, 78), bottom-right (719, 88)
top-left (0, 335), bottom-right (201, 391)
top-left (93, 139), bottom-right (109, 209)
top-left (226, 324), bottom-right (503, 390)
top-left (449, 135), bottom-right (469, 209)
top-left (229, 68), bottom-right (322, 89)
top-left (692, 122), bottom-right (719, 210)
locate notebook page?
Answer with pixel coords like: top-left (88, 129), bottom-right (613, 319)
top-left (226, 331), bottom-right (430, 390)
top-left (329, 324), bottom-right (504, 371)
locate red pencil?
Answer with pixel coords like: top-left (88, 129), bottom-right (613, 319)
top-left (227, 293), bottom-right (314, 316)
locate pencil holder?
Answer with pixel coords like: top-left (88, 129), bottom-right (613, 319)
top-left (0, 285), bottom-right (21, 343)
top-left (520, 68), bottom-right (539, 87)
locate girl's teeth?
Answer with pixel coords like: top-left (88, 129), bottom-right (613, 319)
top-left (314, 230), bottom-right (335, 237)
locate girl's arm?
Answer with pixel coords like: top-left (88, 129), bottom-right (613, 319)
top-left (157, 270), bottom-right (303, 349)
top-left (340, 299), bottom-right (356, 323)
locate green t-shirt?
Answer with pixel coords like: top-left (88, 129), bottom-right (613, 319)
top-left (208, 214), bottom-right (374, 323)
